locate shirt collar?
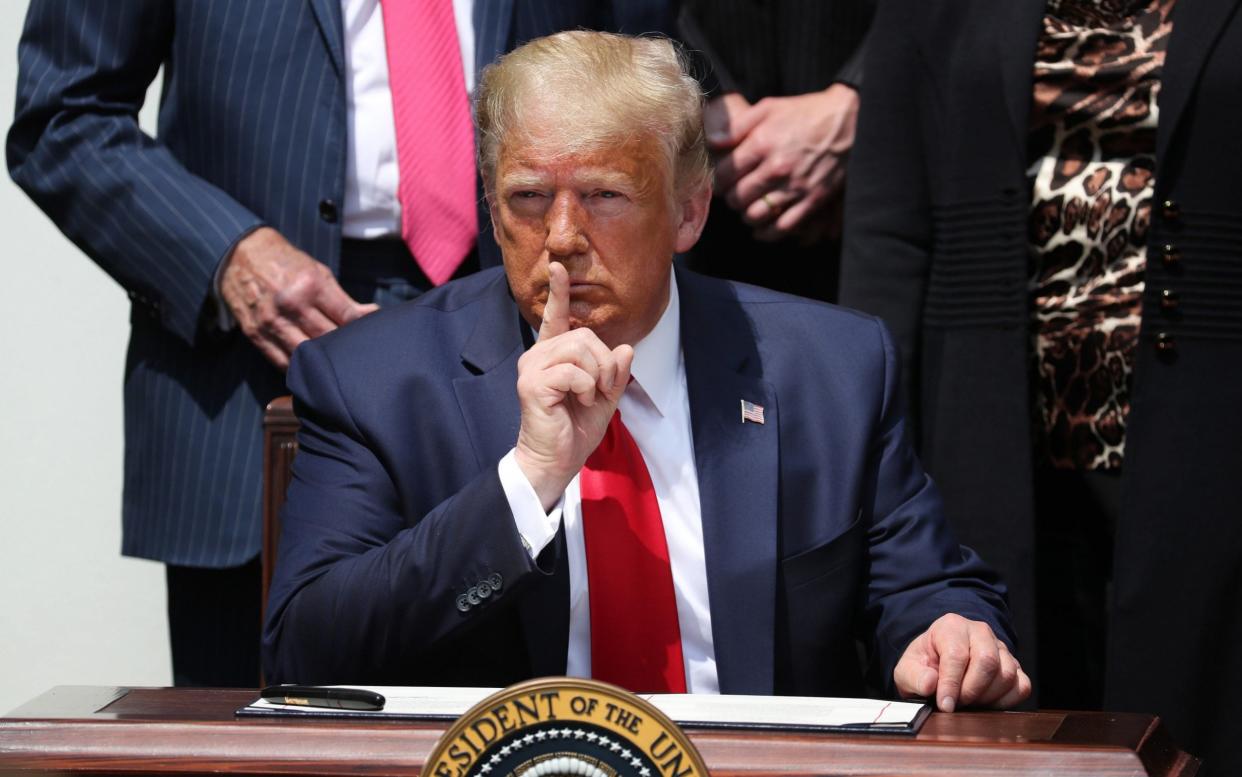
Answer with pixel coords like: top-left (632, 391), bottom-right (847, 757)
top-left (626, 270), bottom-right (682, 418)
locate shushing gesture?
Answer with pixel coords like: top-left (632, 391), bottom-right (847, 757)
top-left (514, 262), bottom-right (635, 510)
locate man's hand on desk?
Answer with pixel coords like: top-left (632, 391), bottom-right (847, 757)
top-left (515, 261), bottom-right (634, 510)
top-left (220, 227), bottom-right (379, 370)
top-left (894, 613), bottom-right (1032, 712)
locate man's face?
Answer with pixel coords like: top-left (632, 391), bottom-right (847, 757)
top-left (491, 131), bottom-right (709, 348)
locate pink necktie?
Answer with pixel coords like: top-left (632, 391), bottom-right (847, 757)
top-left (581, 412), bottom-right (688, 693)
top-left (381, 0), bottom-right (478, 285)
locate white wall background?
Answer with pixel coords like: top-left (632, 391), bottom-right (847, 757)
top-left (0, 1), bottom-right (172, 713)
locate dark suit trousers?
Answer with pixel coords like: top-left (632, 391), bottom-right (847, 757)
top-left (1033, 467), bottom-right (1120, 710)
top-left (166, 558), bottom-right (262, 687)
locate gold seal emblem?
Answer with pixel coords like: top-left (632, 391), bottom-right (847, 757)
top-left (425, 678), bottom-right (708, 777)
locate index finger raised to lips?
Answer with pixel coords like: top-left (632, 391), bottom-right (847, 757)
top-left (539, 261), bottom-right (572, 340)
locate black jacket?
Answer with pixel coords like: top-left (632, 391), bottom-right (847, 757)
top-left (841, 0), bottom-right (1242, 772)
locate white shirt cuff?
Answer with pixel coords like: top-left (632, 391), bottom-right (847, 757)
top-left (498, 448), bottom-right (563, 558)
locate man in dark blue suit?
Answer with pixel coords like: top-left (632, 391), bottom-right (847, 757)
top-left (6, 1), bottom-right (673, 687)
top-left (264, 31), bottom-right (1030, 707)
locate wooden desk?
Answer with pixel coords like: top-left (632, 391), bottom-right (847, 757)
top-left (0, 686), bottom-right (1198, 776)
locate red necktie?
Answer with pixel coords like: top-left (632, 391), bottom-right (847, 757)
top-left (580, 411), bottom-right (687, 693)
top-left (381, 0), bottom-right (478, 285)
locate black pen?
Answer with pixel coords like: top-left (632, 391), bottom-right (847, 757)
top-left (260, 684), bottom-right (386, 711)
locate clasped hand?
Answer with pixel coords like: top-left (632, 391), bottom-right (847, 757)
top-left (705, 84), bottom-right (859, 243)
top-left (514, 262), bottom-right (635, 510)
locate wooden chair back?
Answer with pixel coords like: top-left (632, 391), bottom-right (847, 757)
top-left (261, 395), bottom-right (299, 620)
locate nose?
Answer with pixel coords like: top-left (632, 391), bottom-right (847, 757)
top-left (544, 191), bottom-right (589, 259)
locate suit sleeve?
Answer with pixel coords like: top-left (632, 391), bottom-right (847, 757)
top-left (860, 319), bottom-right (1015, 688)
top-left (839, 0), bottom-right (932, 420)
top-left (832, 31), bottom-right (868, 90)
top-left (5, 1), bottom-right (264, 346)
top-left (261, 338), bottom-right (549, 684)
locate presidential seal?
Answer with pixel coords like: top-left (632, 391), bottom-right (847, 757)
top-left (424, 678), bottom-right (708, 777)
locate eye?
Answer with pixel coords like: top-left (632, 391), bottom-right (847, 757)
top-left (507, 190), bottom-right (547, 209)
top-left (594, 190), bottom-right (621, 199)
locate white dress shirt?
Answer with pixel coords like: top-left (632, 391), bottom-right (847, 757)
top-left (339, 0), bottom-right (475, 238)
top-left (213, 0), bottom-right (476, 324)
top-left (498, 274), bottom-right (721, 693)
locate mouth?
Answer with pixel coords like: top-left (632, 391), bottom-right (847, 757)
top-left (562, 273), bottom-right (593, 285)
top-left (540, 279), bottom-right (602, 296)
top-left (565, 282), bottom-right (608, 302)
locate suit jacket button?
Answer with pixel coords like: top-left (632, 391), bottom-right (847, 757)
top-left (488, 572), bottom-right (504, 590)
top-left (1161, 244), bottom-right (1181, 267)
top-left (466, 586), bottom-right (481, 605)
top-left (318, 199), bottom-right (339, 223)
top-left (1160, 289), bottom-right (1180, 311)
top-left (1155, 332), bottom-right (1176, 353)
top-left (477, 581), bottom-right (492, 599)
top-left (1161, 199), bottom-right (1180, 221)
top-left (456, 594), bottom-right (471, 612)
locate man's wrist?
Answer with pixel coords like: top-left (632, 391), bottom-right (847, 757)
top-left (498, 449), bottom-right (564, 558)
top-left (513, 446), bottom-right (574, 512)
top-left (212, 224), bottom-right (269, 331)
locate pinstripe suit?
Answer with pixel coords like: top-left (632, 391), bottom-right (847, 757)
top-left (6, 0), bottom-right (672, 685)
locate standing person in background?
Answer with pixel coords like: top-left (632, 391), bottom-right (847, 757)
top-left (7, 0), bottom-right (672, 688)
top-left (678, 0), bottom-right (873, 302)
top-left (841, 0), bottom-right (1242, 771)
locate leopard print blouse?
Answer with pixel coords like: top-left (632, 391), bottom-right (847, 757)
top-left (1026, 0), bottom-right (1175, 470)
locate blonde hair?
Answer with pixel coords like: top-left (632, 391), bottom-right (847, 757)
top-left (475, 31), bottom-right (710, 200)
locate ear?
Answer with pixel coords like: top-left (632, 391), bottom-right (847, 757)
top-left (673, 181), bottom-right (712, 253)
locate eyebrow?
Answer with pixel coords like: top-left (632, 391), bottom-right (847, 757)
top-left (498, 167), bottom-right (637, 191)
top-left (497, 171), bottom-right (548, 190)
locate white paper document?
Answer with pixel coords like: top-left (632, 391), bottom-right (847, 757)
top-left (241, 686), bottom-right (930, 734)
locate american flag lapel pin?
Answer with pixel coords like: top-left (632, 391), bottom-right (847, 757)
top-left (740, 399), bottom-right (765, 425)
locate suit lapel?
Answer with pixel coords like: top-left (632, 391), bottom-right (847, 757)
top-left (451, 274), bottom-right (569, 675)
top-left (678, 270), bottom-right (779, 695)
top-left (308, 0), bottom-right (345, 78)
top-left (997, 0), bottom-right (1048, 154)
top-left (452, 273), bottom-right (526, 473)
top-left (1157, 0), bottom-right (1242, 166)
